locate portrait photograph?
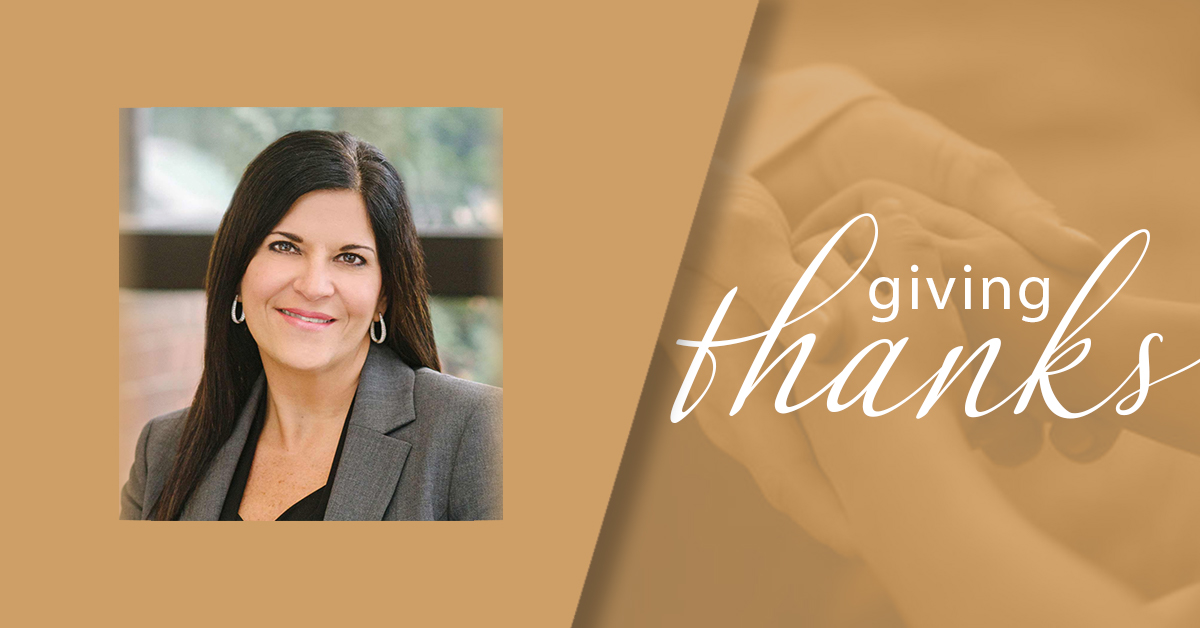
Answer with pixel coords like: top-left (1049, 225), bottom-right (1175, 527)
top-left (118, 107), bottom-right (503, 521)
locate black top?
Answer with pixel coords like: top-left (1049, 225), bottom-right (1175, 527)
top-left (219, 391), bottom-right (354, 521)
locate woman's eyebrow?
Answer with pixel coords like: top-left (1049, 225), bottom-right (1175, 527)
top-left (340, 243), bottom-right (376, 254)
top-left (270, 231), bottom-right (303, 242)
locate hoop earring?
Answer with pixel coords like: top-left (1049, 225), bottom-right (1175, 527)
top-left (370, 313), bottom-right (387, 344)
top-left (231, 296), bottom-right (245, 324)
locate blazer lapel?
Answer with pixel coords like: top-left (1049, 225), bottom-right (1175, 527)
top-left (178, 375), bottom-right (265, 520)
top-left (324, 344), bottom-right (417, 520)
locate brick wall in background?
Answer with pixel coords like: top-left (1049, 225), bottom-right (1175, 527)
top-left (118, 290), bottom-right (207, 501)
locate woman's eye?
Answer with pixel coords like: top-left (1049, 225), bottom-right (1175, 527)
top-left (337, 253), bottom-right (367, 267)
top-left (269, 241), bottom-right (299, 254)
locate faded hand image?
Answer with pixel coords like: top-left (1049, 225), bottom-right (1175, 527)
top-left (577, 2), bottom-right (1199, 627)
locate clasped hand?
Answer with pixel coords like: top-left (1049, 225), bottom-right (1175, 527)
top-left (661, 93), bottom-right (1106, 556)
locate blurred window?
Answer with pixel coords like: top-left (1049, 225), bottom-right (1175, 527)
top-left (121, 107), bottom-right (502, 234)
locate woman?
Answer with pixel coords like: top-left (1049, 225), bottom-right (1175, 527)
top-left (120, 130), bottom-right (502, 521)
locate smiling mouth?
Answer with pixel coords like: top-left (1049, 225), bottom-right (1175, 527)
top-left (279, 309), bottom-right (335, 324)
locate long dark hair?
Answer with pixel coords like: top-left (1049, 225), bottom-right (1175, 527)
top-left (149, 130), bottom-right (440, 520)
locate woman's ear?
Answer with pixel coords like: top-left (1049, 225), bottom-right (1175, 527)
top-left (377, 293), bottom-right (389, 316)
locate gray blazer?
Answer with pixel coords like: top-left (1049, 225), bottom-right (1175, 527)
top-left (120, 343), bottom-right (502, 520)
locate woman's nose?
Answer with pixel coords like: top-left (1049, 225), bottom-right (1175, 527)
top-left (293, 259), bottom-right (335, 301)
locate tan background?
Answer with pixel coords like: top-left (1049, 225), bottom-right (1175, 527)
top-left (576, 0), bottom-right (1200, 626)
top-left (3, 1), bottom-right (757, 626)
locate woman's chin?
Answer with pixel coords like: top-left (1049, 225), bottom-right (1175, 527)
top-left (261, 346), bottom-right (350, 374)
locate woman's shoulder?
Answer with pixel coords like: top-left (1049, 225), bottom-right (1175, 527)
top-left (411, 368), bottom-right (501, 414)
top-left (122, 407), bottom-right (190, 519)
top-left (137, 407), bottom-right (190, 466)
top-left (409, 369), bottom-right (502, 519)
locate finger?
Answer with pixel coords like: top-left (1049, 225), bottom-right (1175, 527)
top-left (934, 138), bottom-right (1104, 273)
top-left (794, 232), bottom-right (862, 291)
top-left (842, 218), bottom-right (878, 270)
top-left (811, 98), bottom-right (1102, 272)
top-left (660, 267), bottom-right (857, 556)
top-left (792, 232), bottom-right (882, 367)
top-left (688, 174), bottom-right (839, 338)
top-left (792, 225), bottom-right (888, 362)
top-left (795, 179), bottom-right (885, 239)
top-left (966, 413), bottom-right (1045, 467)
top-left (705, 175), bottom-right (847, 359)
top-left (1009, 211), bottom-right (1103, 275)
top-left (795, 197), bottom-right (991, 328)
top-left (792, 227), bottom-right (860, 266)
top-left (965, 379), bottom-right (1046, 466)
top-left (799, 179), bottom-right (993, 244)
top-left (859, 188), bottom-right (1002, 277)
top-left (880, 188), bottom-right (990, 241)
top-left (1047, 414), bottom-right (1122, 463)
top-left (869, 199), bottom-right (946, 284)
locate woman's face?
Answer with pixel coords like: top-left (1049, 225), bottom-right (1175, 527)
top-left (240, 189), bottom-right (386, 374)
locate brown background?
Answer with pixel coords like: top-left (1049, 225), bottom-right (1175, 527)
top-left (3, 1), bottom-right (758, 626)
